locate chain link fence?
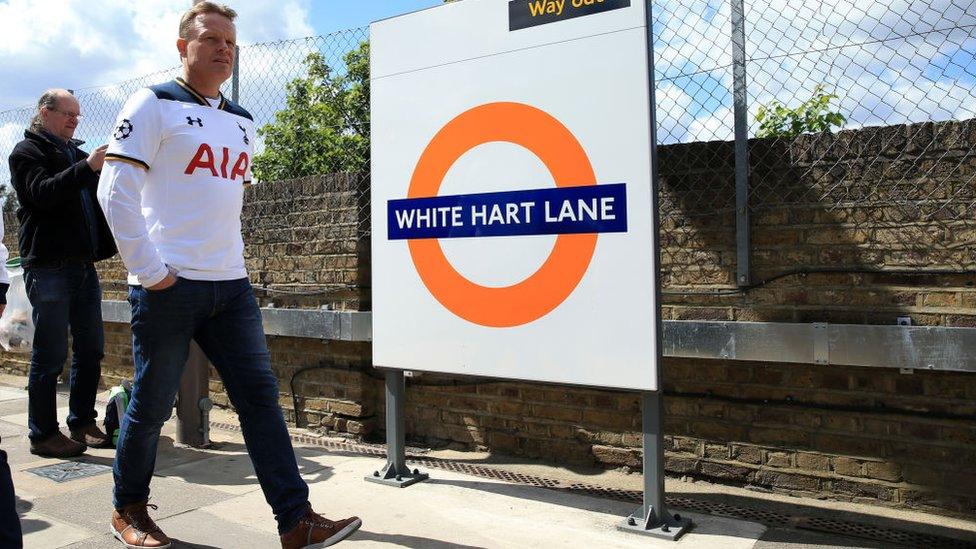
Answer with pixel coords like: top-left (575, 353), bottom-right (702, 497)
top-left (0, 65), bottom-right (182, 202)
top-left (655, 0), bottom-right (976, 289)
top-left (1, 2), bottom-right (974, 292)
top-left (0, 28), bottom-right (370, 216)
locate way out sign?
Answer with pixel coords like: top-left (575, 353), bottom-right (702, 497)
top-left (370, 0), bottom-right (658, 391)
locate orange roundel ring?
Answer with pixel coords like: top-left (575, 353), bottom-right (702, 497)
top-left (407, 102), bottom-right (598, 328)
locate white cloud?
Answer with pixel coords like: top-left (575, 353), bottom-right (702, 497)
top-left (652, 0), bottom-right (976, 142)
top-left (0, 0), bottom-right (316, 184)
top-left (656, 83), bottom-right (695, 144)
top-left (0, 122), bottom-right (22, 150)
top-left (0, 0), bottom-right (314, 110)
top-left (0, 120), bottom-right (26, 189)
top-left (687, 106), bottom-right (734, 143)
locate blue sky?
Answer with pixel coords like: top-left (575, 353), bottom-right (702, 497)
top-left (308, 1), bottom-right (442, 36)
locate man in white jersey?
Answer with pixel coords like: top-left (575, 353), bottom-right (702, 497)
top-left (97, 3), bottom-right (361, 548)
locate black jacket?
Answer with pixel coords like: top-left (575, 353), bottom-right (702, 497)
top-left (8, 130), bottom-right (117, 267)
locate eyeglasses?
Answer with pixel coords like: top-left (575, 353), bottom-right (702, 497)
top-left (48, 107), bottom-right (83, 120)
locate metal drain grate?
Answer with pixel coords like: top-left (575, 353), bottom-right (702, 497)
top-left (794, 517), bottom-right (976, 549)
top-left (412, 458), bottom-right (562, 488)
top-left (211, 422), bottom-right (976, 548)
top-left (27, 461), bottom-right (111, 483)
top-left (663, 495), bottom-right (793, 526)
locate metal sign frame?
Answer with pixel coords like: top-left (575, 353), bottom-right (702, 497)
top-left (370, 0), bottom-right (661, 392)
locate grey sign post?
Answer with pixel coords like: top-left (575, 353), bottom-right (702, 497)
top-left (364, 369), bottom-right (429, 487)
top-left (616, 1), bottom-right (693, 539)
top-left (618, 392), bottom-right (692, 539)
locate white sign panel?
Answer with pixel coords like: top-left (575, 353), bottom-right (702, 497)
top-left (370, 0), bottom-right (658, 391)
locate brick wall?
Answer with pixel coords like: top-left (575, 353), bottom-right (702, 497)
top-left (2, 121), bottom-right (974, 516)
top-left (658, 120), bottom-right (976, 327)
top-left (0, 174), bottom-right (374, 435)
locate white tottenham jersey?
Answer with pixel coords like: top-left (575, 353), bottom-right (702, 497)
top-left (97, 78), bottom-right (254, 287)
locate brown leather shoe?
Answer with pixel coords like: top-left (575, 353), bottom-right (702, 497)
top-left (111, 502), bottom-right (171, 548)
top-left (29, 431), bottom-right (86, 458)
top-left (70, 423), bottom-right (111, 448)
top-left (280, 507), bottom-right (361, 548)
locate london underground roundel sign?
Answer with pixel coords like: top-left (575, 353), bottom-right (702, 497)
top-left (407, 102), bottom-right (599, 328)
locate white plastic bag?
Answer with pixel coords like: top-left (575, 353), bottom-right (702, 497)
top-left (0, 263), bottom-right (33, 353)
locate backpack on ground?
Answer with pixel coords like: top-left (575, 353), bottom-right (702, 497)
top-left (103, 380), bottom-right (132, 448)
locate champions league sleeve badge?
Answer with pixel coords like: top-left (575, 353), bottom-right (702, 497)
top-left (113, 119), bottom-right (134, 140)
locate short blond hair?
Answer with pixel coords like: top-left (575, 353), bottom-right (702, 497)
top-left (179, 1), bottom-right (237, 40)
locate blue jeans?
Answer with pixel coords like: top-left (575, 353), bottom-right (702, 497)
top-left (24, 262), bottom-right (104, 441)
top-left (114, 278), bottom-right (309, 534)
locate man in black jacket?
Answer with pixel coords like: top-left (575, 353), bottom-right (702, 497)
top-left (8, 88), bottom-right (117, 458)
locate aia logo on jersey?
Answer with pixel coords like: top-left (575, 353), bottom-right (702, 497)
top-left (184, 143), bottom-right (249, 181)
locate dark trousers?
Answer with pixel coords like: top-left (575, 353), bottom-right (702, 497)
top-left (24, 262), bottom-right (104, 441)
top-left (114, 278), bottom-right (309, 534)
top-left (0, 450), bottom-right (22, 547)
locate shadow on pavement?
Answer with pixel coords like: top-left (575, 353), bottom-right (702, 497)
top-left (352, 529), bottom-right (487, 549)
top-left (150, 439), bottom-right (334, 487)
top-left (169, 541), bottom-right (223, 549)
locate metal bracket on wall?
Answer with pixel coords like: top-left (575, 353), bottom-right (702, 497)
top-left (102, 301), bottom-right (976, 371)
top-left (897, 317), bottom-right (914, 374)
top-left (101, 300), bottom-right (372, 342)
top-left (813, 323), bottom-right (828, 365)
top-left (662, 320), bottom-right (976, 373)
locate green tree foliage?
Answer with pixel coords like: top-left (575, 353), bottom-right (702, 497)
top-left (252, 42), bottom-right (370, 182)
top-left (755, 85), bottom-right (846, 139)
top-left (1, 185), bottom-right (18, 213)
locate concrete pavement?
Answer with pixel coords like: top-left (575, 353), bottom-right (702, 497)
top-left (0, 377), bottom-right (969, 548)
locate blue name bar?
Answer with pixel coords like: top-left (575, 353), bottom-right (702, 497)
top-left (388, 183), bottom-right (628, 240)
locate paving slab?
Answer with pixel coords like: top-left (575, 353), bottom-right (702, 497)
top-left (61, 510), bottom-right (281, 549)
top-left (155, 442), bottom-right (336, 496)
top-left (21, 510), bottom-right (96, 549)
top-left (0, 399), bottom-right (29, 417)
top-left (158, 508), bottom-right (281, 548)
top-left (11, 456), bottom-right (114, 500)
top-left (29, 475), bottom-right (233, 535)
top-left (0, 386), bottom-right (27, 402)
top-left (58, 533), bottom-right (120, 549)
top-left (0, 418), bottom-right (27, 438)
top-left (201, 449), bottom-right (766, 548)
top-left (1, 378), bottom-right (947, 549)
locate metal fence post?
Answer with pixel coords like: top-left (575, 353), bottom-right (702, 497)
top-left (365, 369), bottom-right (429, 487)
top-left (175, 341), bottom-right (212, 447)
top-left (731, 0), bottom-right (750, 287)
top-left (232, 45), bottom-right (240, 103)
